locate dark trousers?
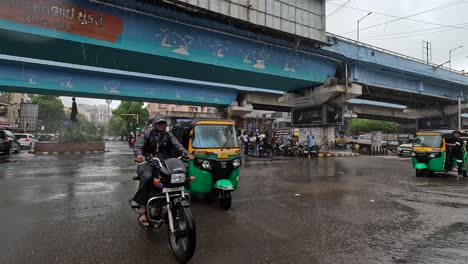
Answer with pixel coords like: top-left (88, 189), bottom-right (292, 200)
top-left (243, 142), bottom-right (249, 155)
top-left (455, 154), bottom-right (464, 176)
top-left (445, 151), bottom-right (453, 171)
top-left (133, 163), bottom-right (159, 205)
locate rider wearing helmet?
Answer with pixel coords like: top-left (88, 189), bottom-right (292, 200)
top-left (132, 113), bottom-right (189, 226)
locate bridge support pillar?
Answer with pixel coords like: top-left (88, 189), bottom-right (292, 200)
top-left (226, 101), bottom-right (253, 119)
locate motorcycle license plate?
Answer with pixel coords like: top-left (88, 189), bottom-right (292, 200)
top-left (220, 162), bottom-right (227, 168)
top-left (162, 186), bottom-right (185, 193)
top-left (218, 153), bottom-right (229, 159)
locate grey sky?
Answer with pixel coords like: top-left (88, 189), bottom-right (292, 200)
top-left (326, 0), bottom-right (468, 70)
top-left (60, 96), bottom-right (120, 109)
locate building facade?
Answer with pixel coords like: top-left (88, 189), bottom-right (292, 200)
top-left (147, 103), bottom-right (220, 126)
top-left (0, 92), bottom-right (32, 129)
top-left (77, 104), bottom-right (112, 124)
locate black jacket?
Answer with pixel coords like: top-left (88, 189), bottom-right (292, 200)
top-left (134, 129), bottom-right (188, 160)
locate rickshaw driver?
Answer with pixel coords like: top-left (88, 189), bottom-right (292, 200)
top-left (445, 130), bottom-right (464, 181)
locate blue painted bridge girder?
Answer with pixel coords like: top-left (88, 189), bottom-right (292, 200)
top-left (323, 35), bottom-right (468, 102)
top-left (0, 55), bottom-right (238, 106)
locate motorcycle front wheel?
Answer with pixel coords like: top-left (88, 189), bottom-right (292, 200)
top-left (219, 190), bottom-right (232, 210)
top-left (168, 205), bottom-right (196, 263)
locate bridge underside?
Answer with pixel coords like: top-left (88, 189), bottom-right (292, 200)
top-left (0, 55), bottom-right (237, 106)
top-left (358, 85), bottom-right (456, 108)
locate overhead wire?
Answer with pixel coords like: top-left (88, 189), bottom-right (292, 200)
top-left (365, 24), bottom-right (468, 40)
top-left (362, 22), bottom-right (468, 40)
top-left (327, 0), bottom-right (354, 17)
top-left (338, 0), bottom-right (468, 35)
top-left (328, 2), bottom-right (468, 31)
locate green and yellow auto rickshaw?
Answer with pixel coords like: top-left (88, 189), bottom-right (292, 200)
top-left (411, 130), bottom-right (468, 177)
top-left (172, 119), bottom-right (241, 210)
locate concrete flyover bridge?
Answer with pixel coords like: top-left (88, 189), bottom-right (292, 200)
top-left (0, 0), bottom-right (339, 112)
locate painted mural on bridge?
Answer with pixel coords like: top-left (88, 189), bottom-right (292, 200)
top-left (0, 0), bottom-right (338, 88)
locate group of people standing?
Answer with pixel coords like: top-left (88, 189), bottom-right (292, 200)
top-left (240, 132), bottom-right (271, 156)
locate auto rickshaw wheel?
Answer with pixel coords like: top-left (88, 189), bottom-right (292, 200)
top-left (415, 169), bottom-right (425, 177)
top-left (219, 190), bottom-right (232, 210)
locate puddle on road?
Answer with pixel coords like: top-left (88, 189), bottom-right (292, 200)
top-left (395, 222), bottom-right (468, 264)
top-left (18, 182), bottom-right (119, 203)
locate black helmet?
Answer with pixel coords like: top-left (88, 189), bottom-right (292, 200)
top-left (152, 113), bottom-right (167, 125)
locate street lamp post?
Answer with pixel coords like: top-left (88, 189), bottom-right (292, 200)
top-left (122, 113), bottom-right (139, 136)
top-left (105, 99), bottom-right (111, 137)
top-left (357, 12), bottom-right (372, 42)
top-left (459, 91), bottom-right (463, 131)
top-left (449, 45), bottom-right (463, 69)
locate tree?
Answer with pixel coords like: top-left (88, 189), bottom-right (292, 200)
top-left (108, 116), bottom-right (127, 138)
top-left (76, 113), bottom-right (98, 135)
top-left (348, 118), bottom-right (400, 135)
top-left (32, 95), bottom-right (66, 133)
top-left (112, 102), bottom-right (149, 135)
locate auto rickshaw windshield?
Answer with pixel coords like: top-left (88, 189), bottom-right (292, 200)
top-left (413, 135), bottom-right (442, 148)
top-left (192, 125), bottom-right (239, 149)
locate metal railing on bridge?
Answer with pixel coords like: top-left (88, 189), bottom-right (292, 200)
top-left (327, 33), bottom-right (464, 75)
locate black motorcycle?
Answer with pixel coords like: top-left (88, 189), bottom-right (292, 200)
top-left (131, 156), bottom-right (196, 263)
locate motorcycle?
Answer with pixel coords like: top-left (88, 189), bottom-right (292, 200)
top-left (128, 138), bottom-right (135, 148)
top-left (271, 142), bottom-right (282, 156)
top-left (130, 156), bottom-right (196, 263)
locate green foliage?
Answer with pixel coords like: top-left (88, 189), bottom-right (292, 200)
top-left (32, 95), bottom-right (66, 133)
top-left (348, 118), bottom-right (401, 135)
top-left (111, 102), bottom-right (149, 136)
top-left (76, 113), bottom-right (98, 135)
top-left (62, 129), bottom-right (102, 142)
top-left (108, 116), bottom-right (127, 137)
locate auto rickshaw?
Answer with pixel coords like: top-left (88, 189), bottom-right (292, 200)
top-left (411, 130), bottom-right (468, 177)
top-left (171, 119), bottom-right (241, 210)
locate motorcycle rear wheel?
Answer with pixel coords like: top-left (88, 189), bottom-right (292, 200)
top-left (168, 205), bottom-right (196, 263)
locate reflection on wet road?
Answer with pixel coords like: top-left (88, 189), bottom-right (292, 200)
top-left (1, 143), bottom-right (467, 264)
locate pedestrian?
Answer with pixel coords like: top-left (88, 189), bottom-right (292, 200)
top-left (241, 132), bottom-right (249, 156)
top-left (307, 134), bottom-right (313, 158)
top-left (254, 134), bottom-right (260, 157)
top-left (445, 130), bottom-right (465, 181)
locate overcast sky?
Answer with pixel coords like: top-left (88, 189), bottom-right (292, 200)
top-left (60, 96), bottom-right (121, 109)
top-left (62, 0), bottom-right (468, 107)
top-left (326, 0), bottom-right (468, 70)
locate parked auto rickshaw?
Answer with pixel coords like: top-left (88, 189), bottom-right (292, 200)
top-left (411, 130), bottom-right (468, 177)
top-left (171, 119), bottom-right (241, 210)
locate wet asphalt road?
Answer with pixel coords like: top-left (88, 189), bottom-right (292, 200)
top-left (1, 143), bottom-right (468, 264)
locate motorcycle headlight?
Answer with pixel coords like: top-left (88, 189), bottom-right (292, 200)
top-left (171, 173), bottom-right (186, 184)
top-left (232, 158), bottom-right (241, 168)
top-left (411, 152), bottom-right (417, 157)
top-left (202, 160), bottom-right (211, 169)
top-left (429, 153), bottom-right (436, 158)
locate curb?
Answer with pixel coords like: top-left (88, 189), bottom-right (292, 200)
top-left (317, 153), bottom-right (360, 158)
top-left (31, 150), bottom-right (105, 155)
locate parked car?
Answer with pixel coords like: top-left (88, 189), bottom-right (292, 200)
top-left (37, 134), bottom-right (57, 142)
top-left (397, 142), bottom-right (413, 156)
top-left (15, 133), bottom-right (39, 149)
top-left (386, 140), bottom-right (400, 152)
top-left (0, 128), bottom-right (20, 156)
top-left (357, 134), bottom-right (373, 149)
